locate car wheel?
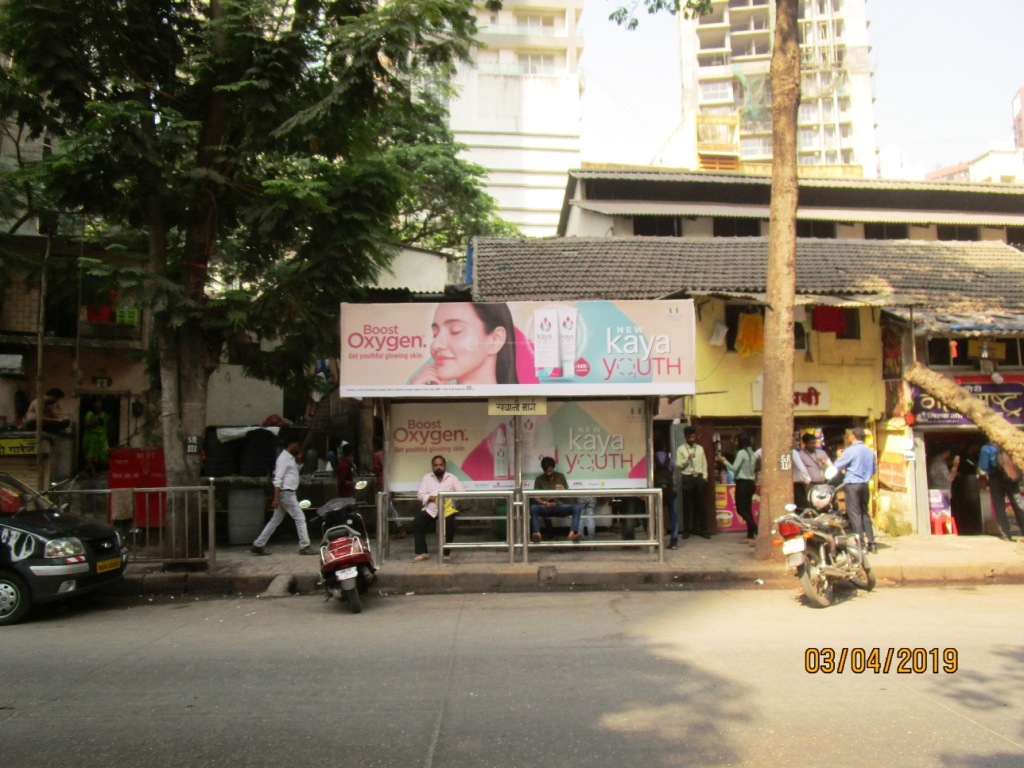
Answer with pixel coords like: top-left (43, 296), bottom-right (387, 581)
top-left (0, 571), bottom-right (32, 626)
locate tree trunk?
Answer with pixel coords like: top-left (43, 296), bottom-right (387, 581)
top-left (905, 361), bottom-right (1024, 470)
top-left (756, 0), bottom-right (800, 560)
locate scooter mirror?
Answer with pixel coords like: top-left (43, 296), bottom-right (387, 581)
top-left (824, 466), bottom-right (838, 480)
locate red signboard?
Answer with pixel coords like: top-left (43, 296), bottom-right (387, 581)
top-left (108, 448), bottom-right (167, 527)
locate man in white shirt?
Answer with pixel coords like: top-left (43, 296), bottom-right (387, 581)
top-left (675, 426), bottom-right (710, 539)
top-left (251, 439), bottom-right (317, 556)
top-left (413, 455), bottom-right (465, 562)
top-left (796, 431), bottom-right (834, 509)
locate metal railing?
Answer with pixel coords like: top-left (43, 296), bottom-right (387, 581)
top-left (379, 487), bottom-right (665, 565)
top-left (437, 490), bottom-right (517, 566)
top-left (45, 480), bottom-right (217, 567)
top-left (520, 488), bottom-right (664, 564)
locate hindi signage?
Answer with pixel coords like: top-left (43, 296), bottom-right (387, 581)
top-left (912, 375), bottom-right (1024, 426)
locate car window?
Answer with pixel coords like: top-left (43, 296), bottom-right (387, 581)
top-left (0, 476), bottom-right (58, 515)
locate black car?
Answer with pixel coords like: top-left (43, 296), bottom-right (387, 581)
top-left (0, 472), bottom-right (128, 625)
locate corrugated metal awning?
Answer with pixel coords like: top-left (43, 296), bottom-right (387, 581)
top-left (685, 290), bottom-right (920, 308)
top-left (885, 309), bottom-right (1024, 337)
top-left (572, 200), bottom-right (1024, 227)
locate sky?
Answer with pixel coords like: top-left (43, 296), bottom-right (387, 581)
top-left (868, 0), bottom-right (1024, 173)
top-left (579, 0), bottom-right (1024, 175)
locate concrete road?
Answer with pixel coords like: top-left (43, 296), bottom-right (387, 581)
top-left (1, 585), bottom-right (1022, 767)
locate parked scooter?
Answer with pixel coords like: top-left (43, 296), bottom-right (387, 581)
top-left (774, 471), bottom-right (875, 607)
top-left (310, 498), bottom-right (377, 613)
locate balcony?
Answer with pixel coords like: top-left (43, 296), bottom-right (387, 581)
top-left (697, 113), bottom-right (740, 155)
top-left (476, 63), bottom-right (566, 76)
top-left (698, 52), bottom-right (731, 68)
top-left (732, 41), bottom-right (771, 59)
top-left (39, 304), bottom-right (143, 346)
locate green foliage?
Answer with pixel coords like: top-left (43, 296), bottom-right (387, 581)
top-left (608, 0), bottom-right (713, 29)
top-left (0, 0), bottom-right (512, 393)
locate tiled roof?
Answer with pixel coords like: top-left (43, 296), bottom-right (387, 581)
top-left (470, 236), bottom-right (1024, 313)
top-left (569, 168), bottom-right (1024, 196)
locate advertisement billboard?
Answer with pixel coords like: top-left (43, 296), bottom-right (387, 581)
top-left (340, 300), bottom-right (696, 397)
top-left (911, 375), bottom-right (1024, 427)
top-left (388, 400), bottom-right (648, 492)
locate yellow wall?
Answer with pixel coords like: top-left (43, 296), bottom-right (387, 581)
top-left (691, 299), bottom-right (885, 418)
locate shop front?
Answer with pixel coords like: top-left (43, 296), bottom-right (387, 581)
top-left (909, 374), bottom-right (1024, 537)
top-left (338, 299), bottom-right (697, 560)
top-left (674, 300), bottom-right (890, 535)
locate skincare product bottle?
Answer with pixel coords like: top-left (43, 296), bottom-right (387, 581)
top-left (532, 308), bottom-right (561, 378)
top-left (557, 307), bottom-right (578, 378)
top-left (492, 422), bottom-right (511, 480)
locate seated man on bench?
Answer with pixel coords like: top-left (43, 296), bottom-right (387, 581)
top-left (530, 456), bottom-right (583, 543)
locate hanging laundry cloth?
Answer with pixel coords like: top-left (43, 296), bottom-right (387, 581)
top-left (811, 306), bottom-right (847, 334)
top-left (735, 312), bottom-right (764, 357)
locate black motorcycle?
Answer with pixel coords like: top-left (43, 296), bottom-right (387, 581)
top-left (775, 480), bottom-right (875, 607)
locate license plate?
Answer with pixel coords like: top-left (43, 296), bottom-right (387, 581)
top-left (335, 567), bottom-right (358, 582)
top-left (96, 557), bottom-right (121, 574)
top-left (782, 538), bottom-right (806, 555)
top-left (787, 552), bottom-right (806, 567)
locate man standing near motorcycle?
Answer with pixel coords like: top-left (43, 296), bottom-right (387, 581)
top-left (413, 455), bottom-right (464, 562)
top-left (798, 431), bottom-right (835, 489)
top-left (336, 442), bottom-right (357, 510)
top-left (833, 427), bottom-right (877, 553)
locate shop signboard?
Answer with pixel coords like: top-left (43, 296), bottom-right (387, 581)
top-left (911, 375), bottom-right (1024, 426)
top-left (340, 300), bottom-right (696, 398)
top-left (0, 437), bottom-right (36, 457)
top-left (108, 448), bottom-right (167, 527)
top-left (752, 376), bottom-right (831, 411)
top-left (388, 400), bottom-right (648, 492)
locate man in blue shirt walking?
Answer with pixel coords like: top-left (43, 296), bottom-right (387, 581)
top-left (978, 441), bottom-right (1024, 540)
top-left (834, 427), bottom-right (877, 553)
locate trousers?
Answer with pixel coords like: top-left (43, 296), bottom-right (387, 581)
top-left (989, 475), bottom-right (1024, 537)
top-left (530, 502), bottom-right (582, 534)
top-left (413, 509), bottom-right (457, 555)
top-left (680, 475), bottom-right (708, 535)
top-left (254, 490), bottom-right (310, 549)
top-left (844, 482), bottom-right (874, 546)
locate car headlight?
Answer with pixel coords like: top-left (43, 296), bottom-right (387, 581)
top-left (45, 537), bottom-right (85, 559)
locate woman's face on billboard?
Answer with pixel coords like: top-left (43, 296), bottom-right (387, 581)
top-left (428, 304), bottom-right (506, 384)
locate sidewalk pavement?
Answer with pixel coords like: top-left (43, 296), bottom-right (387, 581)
top-left (116, 530), bottom-right (1024, 599)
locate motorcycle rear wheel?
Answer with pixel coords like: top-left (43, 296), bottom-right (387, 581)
top-left (799, 552), bottom-right (834, 608)
top-left (850, 565), bottom-right (876, 591)
top-left (344, 587), bottom-right (362, 614)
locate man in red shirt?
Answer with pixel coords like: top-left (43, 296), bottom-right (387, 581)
top-left (336, 442), bottom-right (357, 509)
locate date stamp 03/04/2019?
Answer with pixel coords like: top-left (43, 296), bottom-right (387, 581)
top-left (805, 647), bottom-right (959, 674)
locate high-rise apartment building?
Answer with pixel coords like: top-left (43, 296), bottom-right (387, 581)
top-left (447, 1), bottom-right (584, 237)
top-left (674, 0), bottom-right (875, 175)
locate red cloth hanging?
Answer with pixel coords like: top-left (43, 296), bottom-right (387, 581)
top-left (811, 306), bottom-right (847, 334)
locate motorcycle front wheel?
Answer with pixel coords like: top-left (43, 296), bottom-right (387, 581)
top-left (799, 551), bottom-right (834, 608)
top-left (344, 587), bottom-right (362, 614)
